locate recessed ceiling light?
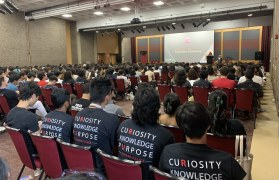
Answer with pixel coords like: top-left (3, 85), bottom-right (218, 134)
top-left (172, 22), bottom-right (176, 25)
top-left (143, 26), bottom-right (146, 29)
top-left (94, 11), bottom-right (103, 15)
top-left (248, 14), bottom-right (253, 17)
top-left (121, 7), bottom-right (131, 11)
top-left (0, 0), bottom-right (4, 4)
top-left (118, 28), bottom-right (121, 31)
top-left (62, 14), bottom-right (72, 18)
top-left (96, 31), bottom-right (99, 33)
top-left (206, 18), bottom-right (211, 21)
top-left (153, 1), bottom-right (164, 6)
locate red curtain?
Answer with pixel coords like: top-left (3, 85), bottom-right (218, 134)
top-left (131, 37), bottom-right (136, 63)
top-left (261, 26), bottom-right (271, 72)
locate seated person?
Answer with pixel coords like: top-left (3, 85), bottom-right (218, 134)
top-left (103, 90), bottom-right (125, 116)
top-left (44, 75), bottom-right (58, 91)
top-left (159, 102), bottom-right (246, 179)
top-left (193, 70), bottom-right (211, 88)
top-left (172, 69), bottom-right (191, 89)
top-left (159, 93), bottom-right (181, 127)
top-left (145, 65), bottom-right (155, 82)
top-left (187, 68), bottom-right (199, 86)
top-left (212, 67), bottom-right (236, 89)
top-left (208, 90), bottom-right (246, 136)
top-left (117, 83), bottom-right (175, 180)
top-left (37, 71), bottom-right (48, 87)
top-left (117, 69), bottom-right (131, 89)
top-left (71, 82), bottom-right (91, 111)
top-left (0, 76), bottom-right (18, 109)
top-left (76, 69), bottom-right (88, 83)
top-left (41, 89), bottom-right (74, 143)
top-left (6, 74), bottom-right (20, 92)
top-left (5, 82), bottom-right (42, 155)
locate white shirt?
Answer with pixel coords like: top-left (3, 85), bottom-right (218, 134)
top-left (238, 75), bottom-right (264, 86)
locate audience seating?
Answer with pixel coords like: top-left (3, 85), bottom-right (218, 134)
top-left (157, 84), bottom-right (171, 102)
top-left (115, 79), bottom-right (126, 100)
top-left (6, 126), bottom-right (44, 180)
top-left (172, 85), bottom-right (189, 104)
top-left (0, 94), bottom-right (11, 116)
top-left (212, 87), bottom-right (234, 109)
top-left (75, 83), bottom-right (83, 99)
top-left (160, 124), bottom-right (185, 143)
top-left (62, 83), bottom-right (74, 94)
top-left (154, 72), bottom-right (160, 82)
top-left (55, 83), bottom-right (62, 88)
top-left (129, 76), bottom-right (139, 88)
top-left (70, 109), bottom-right (79, 117)
top-left (41, 88), bottom-right (54, 110)
top-left (193, 86), bottom-right (211, 107)
top-left (233, 88), bottom-right (256, 128)
top-left (140, 75), bottom-right (149, 83)
top-left (149, 166), bottom-right (184, 180)
top-left (57, 139), bottom-right (95, 171)
top-left (30, 133), bottom-right (64, 179)
top-left (97, 149), bottom-right (142, 180)
top-left (160, 72), bottom-right (169, 84)
top-left (169, 71), bottom-right (175, 80)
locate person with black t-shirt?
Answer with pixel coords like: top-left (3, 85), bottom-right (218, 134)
top-left (117, 83), bottom-right (175, 180)
top-left (44, 75), bottom-right (59, 91)
top-left (42, 89), bottom-right (73, 143)
top-left (159, 102), bottom-right (246, 180)
top-left (71, 82), bottom-right (91, 111)
top-left (0, 76), bottom-right (18, 109)
top-left (73, 78), bottom-right (119, 173)
top-left (5, 81), bottom-right (42, 155)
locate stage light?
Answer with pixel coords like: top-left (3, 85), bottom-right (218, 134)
top-left (165, 26), bottom-right (170, 30)
top-left (171, 25), bottom-right (175, 30)
top-left (161, 26), bottom-right (166, 31)
top-left (157, 27), bottom-right (161, 31)
top-left (181, 24), bottom-right (185, 29)
top-left (248, 13), bottom-right (253, 17)
top-left (172, 22), bottom-right (176, 25)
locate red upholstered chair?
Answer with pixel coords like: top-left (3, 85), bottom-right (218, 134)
top-left (0, 94), bottom-right (11, 116)
top-left (41, 88), bottom-right (54, 110)
top-left (160, 124), bottom-right (185, 143)
top-left (140, 75), bottom-right (149, 82)
top-left (157, 84), bottom-right (171, 102)
top-left (70, 109), bottom-right (79, 117)
top-left (149, 166), bottom-right (183, 180)
top-left (193, 86), bottom-right (211, 107)
top-left (115, 79), bottom-right (126, 99)
top-left (233, 88), bottom-right (256, 128)
top-left (118, 115), bottom-right (131, 124)
top-left (169, 71), bottom-right (175, 80)
top-left (6, 126), bottom-right (43, 180)
top-left (97, 149), bottom-right (142, 180)
top-left (129, 76), bottom-right (139, 88)
top-left (154, 72), bottom-right (160, 82)
top-left (75, 83), bottom-right (83, 99)
top-left (30, 133), bottom-right (64, 179)
top-left (212, 87), bottom-right (234, 109)
top-left (62, 83), bottom-right (74, 94)
top-left (55, 83), bottom-right (62, 88)
top-left (172, 85), bottom-right (189, 104)
top-left (57, 139), bottom-right (95, 171)
top-left (161, 72), bottom-right (169, 84)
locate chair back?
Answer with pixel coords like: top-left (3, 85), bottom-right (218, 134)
top-left (115, 79), bottom-right (126, 92)
top-left (154, 72), bottom-right (160, 81)
top-left (75, 83), bottom-right (83, 99)
top-left (97, 149), bottom-right (142, 180)
top-left (212, 87), bottom-right (234, 108)
top-left (140, 75), bottom-right (149, 82)
top-left (55, 83), bottom-right (62, 88)
top-left (157, 84), bottom-right (171, 102)
top-left (172, 85), bottom-right (189, 104)
top-left (169, 71), bottom-right (175, 80)
top-left (70, 109), bottom-right (79, 117)
top-left (41, 88), bottom-right (54, 109)
top-left (235, 89), bottom-right (254, 112)
top-left (63, 83), bottom-right (74, 94)
top-left (193, 86), bottom-right (211, 107)
top-left (57, 139), bottom-right (95, 171)
top-left (149, 166), bottom-right (184, 180)
top-left (160, 124), bottom-right (185, 143)
top-left (30, 133), bottom-right (64, 178)
top-left (0, 94), bottom-right (11, 115)
top-left (161, 72), bottom-right (169, 83)
top-left (129, 76), bottom-right (138, 88)
top-left (6, 126), bottom-right (37, 170)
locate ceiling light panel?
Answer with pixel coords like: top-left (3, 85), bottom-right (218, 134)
top-left (153, 1), bottom-right (164, 6)
top-left (94, 11), bottom-right (103, 15)
top-left (62, 14), bottom-right (72, 18)
top-left (121, 7), bottom-right (130, 11)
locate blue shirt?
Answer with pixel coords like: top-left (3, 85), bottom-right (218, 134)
top-left (6, 83), bottom-right (18, 91)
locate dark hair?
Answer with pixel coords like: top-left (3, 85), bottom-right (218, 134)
top-left (245, 69), bottom-right (254, 80)
top-left (163, 93), bottom-right (181, 115)
top-left (37, 71), bottom-right (45, 80)
top-left (18, 72), bottom-right (26, 77)
top-left (187, 69), bottom-right (198, 80)
top-left (227, 73), bottom-right (235, 81)
top-left (49, 75), bottom-right (58, 82)
top-left (220, 67), bottom-right (229, 76)
top-left (207, 67), bottom-right (215, 76)
top-left (208, 90), bottom-right (228, 135)
top-left (27, 72), bottom-right (36, 79)
top-left (0, 76), bottom-right (5, 87)
top-left (9, 74), bottom-right (20, 83)
top-left (19, 81), bottom-right (42, 100)
top-left (47, 72), bottom-right (54, 78)
top-left (82, 82), bottom-right (90, 94)
top-left (174, 69), bottom-right (187, 86)
top-left (51, 89), bottom-right (70, 109)
top-left (176, 102), bottom-right (210, 138)
top-left (64, 71), bottom-right (73, 81)
top-left (77, 69), bottom-right (86, 77)
top-left (90, 78), bottom-right (112, 103)
top-left (132, 84), bottom-right (160, 125)
top-left (199, 70), bottom-right (208, 79)
top-left (0, 157), bottom-right (9, 180)
top-left (54, 70), bottom-right (61, 77)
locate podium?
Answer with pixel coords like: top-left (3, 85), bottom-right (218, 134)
top-left (207, 56), bottom-right (214, 65)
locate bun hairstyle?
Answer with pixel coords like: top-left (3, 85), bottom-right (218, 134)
top-left (163, 93), bottom-right (181, 115)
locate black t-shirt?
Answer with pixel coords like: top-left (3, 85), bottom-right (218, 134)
top-left (0, 89), bottom-right (19, 109)
top-left (159, 143), bottom-right (246, 180)
top-left (117, 119), bottom-right (175, 180)
top-left (226, 119), bottom-right (247, 136)
top-left (42, 110), bottom-right (74, 143)
top-left (71, 98), bottom-right (91, 111)
top-left (5, 107), bottom-right (39, 154)
top-left (73, 107), bottom-right (119, 171)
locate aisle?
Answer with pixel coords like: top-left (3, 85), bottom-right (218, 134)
top-left (251, 74), bottom-right (279, 180)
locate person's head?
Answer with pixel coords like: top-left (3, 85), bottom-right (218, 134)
top-left (199, 70), bottom-right (208, 80)
top-left (174, 69), bottom-right (186, 86)
top-left (132, 84), bottom-right (160, 125)
top-left (245, 69), bottom-right (254, 80)
top-left (187, 68), bottom-right (199, 80)
top-left (208, 90), bottom-right (228, 135)
top-left (118, 69), bottom-right (124, 75)
top-left (176, 102), bottom-right (210, 139)
top-left (220, 67), bottom-right (229, 76)
top-left (51, 89), bottom-right (70, 111)
top-left (48, 75), bottom-right (58, 85)
top-left (82, 82), bottom-right (91, 100)
top-left (9, 73), bottom-right (20, 85)
top-left (64, 71), bottom-right (73, 81)
top-left (0, 76), bottom-right (8, 88)
top-left (18, 72), bottom-right (26, 81)
top-left (27, 72), bottom-right (36, 81)
top-left (77, 69), bottom-right (86, 78)
top-left (163, 93), bottom-right (181, 116)
top-left (19, 81), bottom-right (42, 106)
top-left (0, 157), bottom-right (10, 180)
top-left (37, 71), bottom-right (47, 81)
top-left (54, 71), bottom-right (62, 79)
top-left (207, 67), bottom-right (215, 76)
top-left (90, 78), bottom-right (113, 106)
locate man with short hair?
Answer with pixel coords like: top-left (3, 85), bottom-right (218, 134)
top-left (41, 89), bottom-right (73, 143)
top-left (7, 74), bottom-right (20, 92)
top-left (71, 82), bottom-right (91, 111)
top-left (145, 65), bottom-right (155, 82)
top-left (37, 71), bottom-right (48, 87)
top-left (0, 76), bottom-right (18, 109)
top-left (159, 102), bottom-right (246, 179)
top-left (212, 67), bottom-right (236, 89)
top-left (27, 72), bottom-right (36, 82)
top-left (44, 75), bottom-right (58, 91)
top-left (73, 78), bottom-right (119, 172)
top-left (193, 70), bottom-right (211, 88)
